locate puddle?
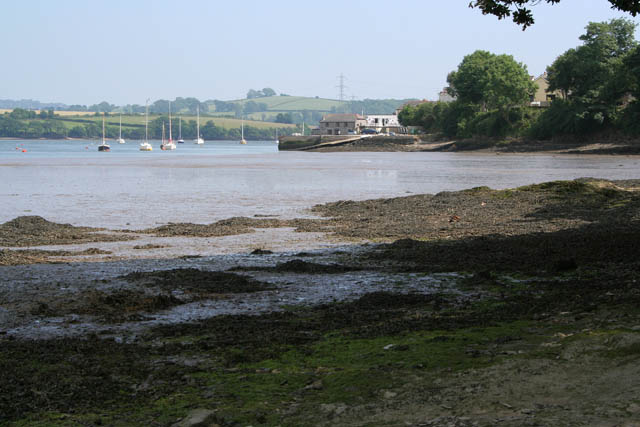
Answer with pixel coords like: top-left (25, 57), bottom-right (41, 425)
top-left (0, 246), bottom-right (464, 341)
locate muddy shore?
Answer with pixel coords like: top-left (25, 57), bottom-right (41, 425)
top-left (297, 133), bottom-right (640, 154)
top-left (2, 179), bottom-right (640, 426)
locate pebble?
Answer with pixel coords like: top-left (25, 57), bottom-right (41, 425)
top-left (171, 408), bottom-right (217, 427)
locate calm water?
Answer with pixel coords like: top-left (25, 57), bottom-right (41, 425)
top-left (1, 139), bottom-right (639, 229)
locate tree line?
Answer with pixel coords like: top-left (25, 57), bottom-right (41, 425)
top-left (0, 112), bottom-right (294, 140)
top-left (399, 18), bottom-right (640, 140)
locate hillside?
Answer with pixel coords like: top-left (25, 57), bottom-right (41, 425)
top-left (59, 114), bottom-right (295, 130)
top-left (0, 110), bottom-right (297, 140)
top-left (228, 96), bottom-right (347, 112)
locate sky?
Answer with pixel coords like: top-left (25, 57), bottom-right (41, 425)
top-left (2, 0), bottom-right (639, 105)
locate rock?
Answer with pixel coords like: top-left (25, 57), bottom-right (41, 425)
top-left (383, 344), bottom-right (395, 350)
top-left (172, 408), bottom-right (218, 427)
top-left (250, 248), bottom-right (273, 255)
top-left (320, 403), bottom-right (347, 416)
top-left (384, 391), bottom-right (397, 399)
top-left (304, 380), bottom-right (323, 390)
top-left (627, 403), bottom-right (640, 414)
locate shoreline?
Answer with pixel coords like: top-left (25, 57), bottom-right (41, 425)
top-left (2, 178), bottom-right (640, 425)
top-left (280, 134), bottom-right (640, 154)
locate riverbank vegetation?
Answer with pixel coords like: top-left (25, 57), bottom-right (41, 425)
top-left (399, 18), bottom-right (640, 146)
top-left (0, 110), bottom-right (296, 140)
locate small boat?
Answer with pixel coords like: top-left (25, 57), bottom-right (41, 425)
top-left (177, 116), bottom-right (185, 143)
top-left (240, 117), bottom-right (247, 145)
top-left (98, 114), bottom-right (110, 152)
top-left (160, 122), bottom-right (167, 149)
top-left (160, 102), bottom-right (176, 150)
top-left (116, 113), bottom-right (126, 144)
top-left (140, 99), bottom-right (152, 151)
top-left (194, 105), bottom-right (204, 145)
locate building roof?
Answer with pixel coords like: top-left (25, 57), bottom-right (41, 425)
top-left (320, 113), bottom-right (365, 122)
top-left (532, 72), bottom-right (549, 82)
top-left (402, 100), bottom-right (428, 108)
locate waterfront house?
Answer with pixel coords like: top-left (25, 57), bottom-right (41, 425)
top-left (364, 114), bottom-right (404, 134)
top-left (530, 72), bottom-right (564, 107)
top-left (438, 88), bottom-right (456, 103)
top-left (318, 113), bottom-right (367, 135)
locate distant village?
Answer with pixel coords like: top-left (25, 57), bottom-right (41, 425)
top-left (314, 72), bottom-right (559, 136)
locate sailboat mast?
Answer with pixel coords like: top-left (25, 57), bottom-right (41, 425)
top-left (197, 106), bottom-right (200, 139)
top-left (119, 114), bottom-right (122, 139)
top-left (179, 116), bottom-right (182, 139)
top-left (145, 99), bottom-right (149, 142)
top-left (168, 102), bottom-right (172, 142)
top-left (102, 114), bottom-right (105, 144)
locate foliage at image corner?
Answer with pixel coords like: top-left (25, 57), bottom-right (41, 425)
top-left (399, 18), bottom-right (640, 141)
top-left (469, 0), bottom-right (640, 30)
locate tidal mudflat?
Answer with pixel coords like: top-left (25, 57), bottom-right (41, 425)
top-left (2, 178), bottom-right (640, 426)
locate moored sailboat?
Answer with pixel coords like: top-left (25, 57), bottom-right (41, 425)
top-left (194, 105), bottom-right (204, 145)
top-left (139, 99), bottom-right (152, 151)
top-left (98, 114), bottom-right (110, 152)
top-left (240, 117), bottom-right (247, 145)
top-left (116, 113), bottom-right (126, 144)
top-left (161, 102), bottom-right (176, 150)
top-left (177, 116), bottom-right (185, 143)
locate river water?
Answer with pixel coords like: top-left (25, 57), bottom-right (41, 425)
top-left (1, 139), bottom-right (639, 229)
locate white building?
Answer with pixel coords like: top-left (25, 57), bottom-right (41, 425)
top-left (438, 88), bottom-right (456, 103)
top-left (364, 114), bottom-right (404, 134)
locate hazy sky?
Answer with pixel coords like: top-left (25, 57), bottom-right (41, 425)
top-left (2, 0), bottom-right (638, 105)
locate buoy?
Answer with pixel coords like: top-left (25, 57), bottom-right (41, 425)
top-left (22, 149), bottom-right (27, 153)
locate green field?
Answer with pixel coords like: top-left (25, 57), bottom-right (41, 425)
top-left (57, 114), bottom-right (296, 130)
top-left (223, 96), bottom-right (347, 112)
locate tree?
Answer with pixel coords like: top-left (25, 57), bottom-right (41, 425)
top-left (243, 101), bottom-right (268, 113)
top-left (469, 0), bottom-right (640, 29)
top-left (546, 19), bottom-right (637, 120)
top-left (275, 112), bottom-right (293, 124)
top-left (247, 89), bottom-right (263, 99)
top-left (447, 50), bottom-right (535, 117)
top-left (262, 88), bottom-right (276, 97)
top-left (88, 101), bottom-right (115, 113)
top-left (213, 100), bottom-right (235, 112)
